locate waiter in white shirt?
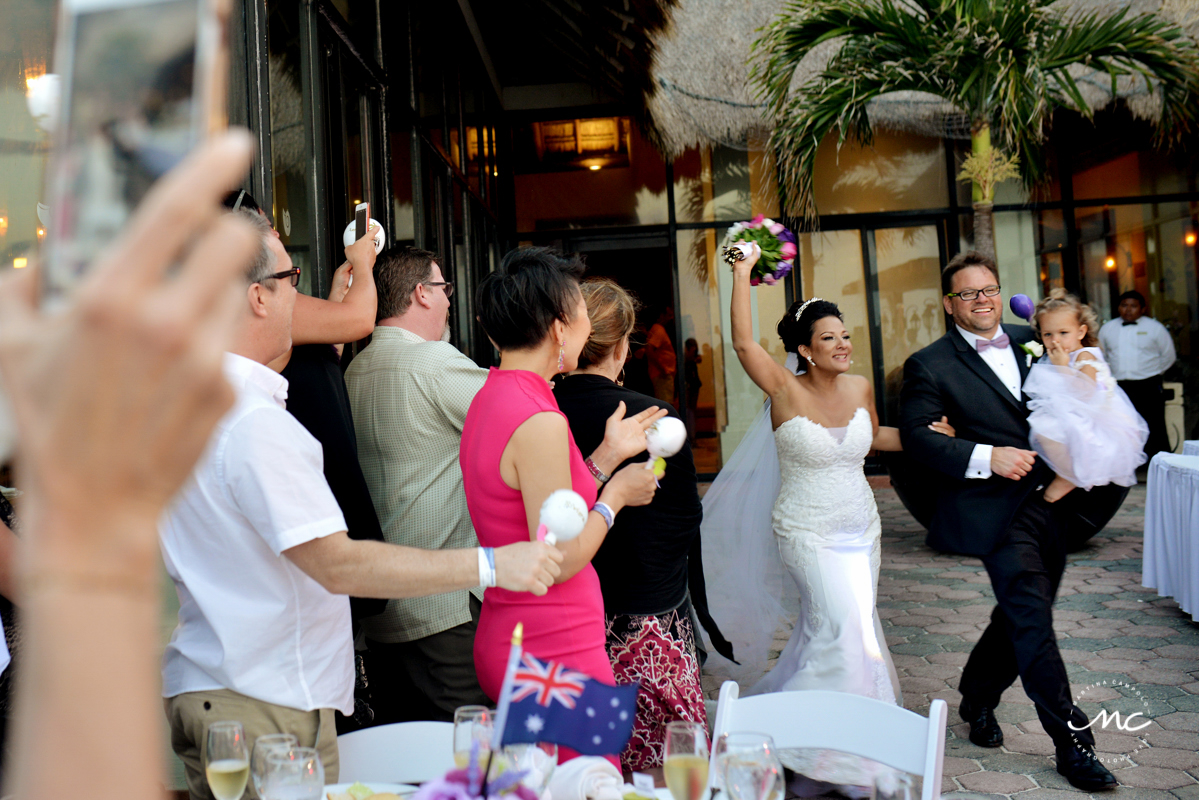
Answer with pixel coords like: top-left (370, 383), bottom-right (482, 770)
top-left (160, 210), bottom-right (562, 800)
top-left (1099, 290), bottom-right (1176, 456)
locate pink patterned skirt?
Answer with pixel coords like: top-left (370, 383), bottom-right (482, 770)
top-left (605, 599), bottom-right (709, 772)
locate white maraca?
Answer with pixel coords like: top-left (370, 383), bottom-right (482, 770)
top-left (538, 489), bottom-right (589, 546)
top-left (644, 417), bottom-right (687, 470)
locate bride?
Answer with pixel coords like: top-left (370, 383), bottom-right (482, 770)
top-left (703, 243), bottom-right (953, 793)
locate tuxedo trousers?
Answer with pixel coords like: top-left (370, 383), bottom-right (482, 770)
top-left (958, 498), bottom-right (1095, 751)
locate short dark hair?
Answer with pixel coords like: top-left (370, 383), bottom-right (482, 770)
top-left (941, 251), bottom-right (1000, 295)
top-left (1118, 290), bottom-right (1146, 307)
top-left (374, 246), bottom-right (439, 321)
top-left (778, 298), bottom-right (843, 354)
top-left (476, 247), bottom-right (586, 351)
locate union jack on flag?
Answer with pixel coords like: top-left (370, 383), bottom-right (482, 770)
top-left (510, 653), bottom-right (587, 708)
top-left (497, 649), bottom-right (639, 756)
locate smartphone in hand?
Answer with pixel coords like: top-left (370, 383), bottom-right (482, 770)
top-left (41, 0), bottom-right (227, 310)
top-left (354, 202), bottom-right (370, 242)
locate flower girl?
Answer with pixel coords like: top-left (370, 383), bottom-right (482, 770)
top-left (1024, 289), bottom-right (1149, 503)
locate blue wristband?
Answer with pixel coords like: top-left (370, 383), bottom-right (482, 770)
top-left (592, 501), bottom-right (615, 531)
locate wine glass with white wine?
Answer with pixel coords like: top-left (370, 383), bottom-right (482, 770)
top-left (718, 732), bottom-right (783, 800)
top-left (206, 721), bottom-right (250, 800)
top-left (453, 705), bottom-right (493, 768)
top-left (664, 721), bottom-right (710, 800)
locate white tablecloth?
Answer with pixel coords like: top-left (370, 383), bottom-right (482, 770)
top-left (1143, 453), bottom-right (1199, 619)
top-left (1183, 440), bottom-right (1199, 456)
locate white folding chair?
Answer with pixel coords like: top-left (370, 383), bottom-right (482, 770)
top-left (710, 682), bottom-right (947, 800)
top-left (336, 720), bottom-right (455, 785)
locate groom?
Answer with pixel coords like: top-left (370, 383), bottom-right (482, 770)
top-left (898, 252), bottom-right (1116, 791)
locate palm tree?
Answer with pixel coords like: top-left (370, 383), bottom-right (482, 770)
top-left (752, 0), bottom-right (1199, 258)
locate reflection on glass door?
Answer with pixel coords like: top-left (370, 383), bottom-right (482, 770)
top-left (870, 225), bottom-right (944, 422)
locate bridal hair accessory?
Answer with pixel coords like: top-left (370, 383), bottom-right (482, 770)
top-left (795, 296), bottom-right (824, 321)
top-left (720, 215), bottom-right (796, 286)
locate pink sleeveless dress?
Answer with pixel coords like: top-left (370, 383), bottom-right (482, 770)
top-left (460, 368), bottom-right (612, 703)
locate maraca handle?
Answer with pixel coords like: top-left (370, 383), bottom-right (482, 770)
top-left (536, 523), bottom-right (557, 546)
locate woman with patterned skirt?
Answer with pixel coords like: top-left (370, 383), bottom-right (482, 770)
top-left (554, 279), bottom-right (732, 771)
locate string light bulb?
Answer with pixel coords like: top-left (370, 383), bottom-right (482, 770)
top-left (1105, 256), bottom-right (1116, 271)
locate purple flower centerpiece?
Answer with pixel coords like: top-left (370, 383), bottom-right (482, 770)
top-left (411, 744), bottom-right (537, 800)
top-left (720, 214), bottom-right (797, 286)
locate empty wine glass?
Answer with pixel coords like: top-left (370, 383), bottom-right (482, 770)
top-left (261, 746), bottom-right (324, 800)
top-left (664, 720), bottom-right (710, 800)
top-left (501, 742), bottom-right (558, 795)
top-left (453, 705), bottom-right (492, 769)
top-left (251, 733), bottom-right (298, 798)
top-left (718, 732), bottom-right (783, 800)
top-left (206, 721), bottom-right (250, 800)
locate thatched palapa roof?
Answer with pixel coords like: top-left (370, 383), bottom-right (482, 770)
top-left (646, 0), bottom-right (1199, 157)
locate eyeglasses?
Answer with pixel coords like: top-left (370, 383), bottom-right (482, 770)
top-left (946, 284), bottom-right (1000, 301)
top-left (423, 281), bottom-right (454, 298)
top-left (263, 266), bottom-right (301, 288)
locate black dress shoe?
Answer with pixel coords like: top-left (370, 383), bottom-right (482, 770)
top-left (959, 699), bottom-right (1003, 747)
top-left (1057, 747), bottom-right (1118, 791)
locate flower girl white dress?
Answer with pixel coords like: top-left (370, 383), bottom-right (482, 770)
top-left (1023, 347), bottom-right (1148, 490)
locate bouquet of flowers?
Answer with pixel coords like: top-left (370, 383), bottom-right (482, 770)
top-left (720, 214), bottom-right (797, 286)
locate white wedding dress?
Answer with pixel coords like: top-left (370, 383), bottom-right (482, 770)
top-left (698, 378), bottom-right (902, 792)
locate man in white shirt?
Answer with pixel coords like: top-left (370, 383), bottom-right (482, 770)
top-left (1099, 290), bottom-right (1176, 456)
top-left (160, 210), bottom-right (562, 799)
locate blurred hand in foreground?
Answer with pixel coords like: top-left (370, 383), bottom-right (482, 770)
top-left (0, 130), bottom-right (259, 579)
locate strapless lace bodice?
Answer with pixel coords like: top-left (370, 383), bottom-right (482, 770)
top-left (771, 407), bottom-right (879, 539)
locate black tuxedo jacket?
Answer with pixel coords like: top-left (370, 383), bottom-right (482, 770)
top-left (898, 323), bottom-right (1053, 556)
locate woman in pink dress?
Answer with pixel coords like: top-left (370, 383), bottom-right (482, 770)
top-left (461, 247), bottom-right (662, 763)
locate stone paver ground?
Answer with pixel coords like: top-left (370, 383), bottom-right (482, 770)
top-left (701, 482), bottom-right (1199, 800)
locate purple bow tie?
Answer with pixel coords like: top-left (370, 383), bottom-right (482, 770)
top-left (976, 333), bottom-right (1011, 352)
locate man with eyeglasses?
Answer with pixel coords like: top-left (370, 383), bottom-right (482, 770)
top-left (898, 251), bottom-right (1116, 791)
top-left (344, 246), bottom-right (492, 725)
top-left (159, 222), bottom-right (562, 798)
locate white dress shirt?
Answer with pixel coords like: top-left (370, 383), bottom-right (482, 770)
top-left (1098, 316), bottom-right (1176, 381)
top-left (956, 325), bottom-right (1022, 480)
top-left (160, 353), bottom-right (354, 715)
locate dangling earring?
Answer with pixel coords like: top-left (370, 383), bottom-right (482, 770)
top-left (617, 368), bottom-right (626, 387)
top-left (806, 355), bottom-right (815, 367)
top-left (557, 340), bottom-right (565, 373)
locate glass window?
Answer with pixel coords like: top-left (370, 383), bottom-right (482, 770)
top-left (0, 0), bottom-right (54, 275)
top-left (677, 228), bottom-right (792, 470)
top-left (267, 0), bottom-right (314, 297)
top-left (873, 225), bottom-right (944, 422)
top-left (811, 131), bottom-right (948, 215)
top-left (391, 125), bottom-right (416, 247)
top-left (673, 139), bottom-right (778, 224)
top-left (512, 119), bottom-right (668, 231)
top-left (797, 231), bottom-right (874, 390)
top-left (1073, 149), bottom-right (1195, 200)
top-left (992, 210), bottom-right (1044, 322)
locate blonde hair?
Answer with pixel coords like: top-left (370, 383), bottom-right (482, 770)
top-left (577, 278), bottom-right (640, 369)
top-left (1032, 288), bottom-right (1100, 348)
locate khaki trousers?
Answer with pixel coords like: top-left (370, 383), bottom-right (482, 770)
top-left (165, 688), bottom-right (339, 800)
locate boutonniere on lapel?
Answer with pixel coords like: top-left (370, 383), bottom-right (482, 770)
top-left (1018, 341), bottom-right (1044, 368)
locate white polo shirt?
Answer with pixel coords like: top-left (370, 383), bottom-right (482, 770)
top-left (160, 353), bottom-right (354, 715)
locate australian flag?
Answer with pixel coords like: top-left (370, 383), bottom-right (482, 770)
top-left (498, 651), bottom-right (639, 756)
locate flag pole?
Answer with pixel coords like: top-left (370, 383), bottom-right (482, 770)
top-left (482, 622), bottom-right (523, 798)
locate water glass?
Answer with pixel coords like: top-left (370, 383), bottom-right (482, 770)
top-left (718, 732), bottom-right (783, 800)
top-left (453, 705), bottom-right (493, 768)
top-left (872, 771), bottom-right (914, 800)
top-left (206, 721), bottom-right (250, 800)
top-left (261, 746), bottom-right (324, 800)
top-left (501, 742), bottom-right (558, 795)
top-left (664, 720), bottom-right (710, 800)
top-left (251, 733), bottom-right (299, 798)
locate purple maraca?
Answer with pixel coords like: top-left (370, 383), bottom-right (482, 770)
top-left (1010, 293), bottom-right (1036, 321)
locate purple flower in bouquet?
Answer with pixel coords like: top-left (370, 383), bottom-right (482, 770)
top-left (411, 743), bottom-right (537, 800)
top-left (721, 217), bottom-right (796, 286)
